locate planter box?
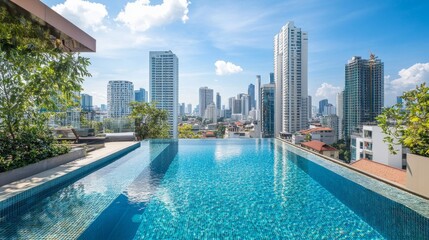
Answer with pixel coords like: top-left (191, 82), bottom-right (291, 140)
top-left (0, 148), bottom-right (86, 186)
top-left (406, 153), bottom-right (429, 198)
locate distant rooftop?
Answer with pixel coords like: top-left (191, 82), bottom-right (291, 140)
top-left (300, 127), bottom-right (333, 135)
top-left (301, 140), bottom-right (337, 152)
top-left (351, 159), bottom-right (406, 186)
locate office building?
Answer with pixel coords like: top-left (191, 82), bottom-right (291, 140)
top-left (199, 87), bottom-right (214, 117)
top-left (228, 97), bottom-right (235, 110)
top-left (308, 96), bottom-right (312, 120)
top-left (336, 91), bottom-right (344, 140)
top-left (149, 50), bottom-right (179, 138)
top-left (100, 104), bottom-right (107, 112)
top-left (323, 103), bottom-right (336, 116)
top-left (187, 103), bottom-right (192, 115)
top-left (344, 54), bottom-right (384, 138)
top-left (261, 83), bottom-right (275, 138)
top-left (232, 98), bottom-right (242, 114)
top-left (321, 114), bottom-right (339, 143)
top-left (134, 88), bottom-right (148, 103)
top-left (269, 72), bottom-right (274, 84)
top-left (179, 103), bottom-right (185, 116)
top-left (319, 99), bottom-right (328, 115)
top-left (256, 75), bottom-right (261, 111)
top-left (204, 103), bottom-right (217, 123)
top-left (107, 80), bottom-right (134, 118)
top-left (81, 93), bottom-right (93, 112)
top-left (274, 21), bottom-right (308, 136)
top-left (216, 92), bottom-right (221, 117)
top-left (248, 83), bottom-right (255, 110)
top-left (241, 94), bottom-right (250, 117)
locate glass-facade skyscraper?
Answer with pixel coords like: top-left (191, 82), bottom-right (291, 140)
top-left (344, 54), bottom-right (384, 138)
top-left (134, 88), bottom-right (148, 103)
top-left (81, 93), bottom-right (93, 112)
top-left (149, 51), bottom-right (179, 138)
top-left (261, 83), bottom-right (275, 138)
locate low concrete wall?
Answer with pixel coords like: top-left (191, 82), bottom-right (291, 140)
top-left (0, 148), bottom-right (86, 186)
top-left (406, 153), bottom-right (429, 199)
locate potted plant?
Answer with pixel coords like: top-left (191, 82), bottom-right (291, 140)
top-left (377, 83), bottom-right (429, 198)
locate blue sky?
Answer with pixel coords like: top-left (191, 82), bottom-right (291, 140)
top-left (42, 0), bottom-right (429, 108)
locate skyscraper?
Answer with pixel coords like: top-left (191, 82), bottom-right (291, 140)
top-left (261, 83), bottom-right (275, 138)
top-left (216, 92), bottom-right (221, 110)
top-left (107, 80), bottom-right (134, 118)
top-left (134, 88), bottom-right (148, 103)
top-left (228, 97), bottom-right (235, 110)
top-left (336, 91), bottom-right (344, 140)
top-left (256, 75), bottom-right (261, 111)
top-left (187, 103), bottom-right (192, 115)
top-left (319, 99), bottom-right (328, 115)
top-left (344, 54), bottom-right (384, 138)
top-left (269, 73), bottom-right (274, 84)
top-left (308, 96), bottom-right (312, 120)
top-left (199, 87), bottom-right (214, 117)
top-left (248, 83), bottom-right (255, 110)
top-left (241, 94), bottom-right (250, 117)
top-left (81, 93), bottom-right (93, 112)
top-left (274, 21), bottom-right (308, 136)
top-left (149, 50), bottom-right (178, 138)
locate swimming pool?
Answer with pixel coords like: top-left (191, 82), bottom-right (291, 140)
top-left (0, 139), bottom-right (428, 239)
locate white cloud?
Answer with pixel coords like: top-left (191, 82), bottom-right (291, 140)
top-left (115, 0), bottom-right (190, 32)
top-left (214, 60), bottom-right (243, 76)
top-left (389, 63), bottom-right (429, 89)
top-left (315, 83), bottom-right (341, 98)
top-left (52, 0), bottom-right (108, 32)
top-left (384, 62), bottom-right (429, 106)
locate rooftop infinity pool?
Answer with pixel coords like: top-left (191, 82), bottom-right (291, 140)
top-left (0, 139), bottom-right (428, 239)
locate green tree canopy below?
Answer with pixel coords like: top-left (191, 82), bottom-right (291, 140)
top-left (377, 83), bottom-right (429, 157)
top-left (129, 102), bottom-right (170, 140)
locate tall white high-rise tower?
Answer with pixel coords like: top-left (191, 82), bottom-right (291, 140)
top-left (274, 21), bottom-right (308, 136)
top-left (149, 50), bottom-right (179, 138)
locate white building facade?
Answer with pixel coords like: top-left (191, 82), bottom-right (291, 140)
top-left (107, 80), bottom-right (134, 118)
top-left (149, 51), bottom-right (179, 138)
top-left (274, 21), bottom-right (308, 136)
top-left (351, 125), bottom-right (407, 169)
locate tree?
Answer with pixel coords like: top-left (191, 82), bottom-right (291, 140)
top-left (0, 8), bottom-right (91, 170)
top-left (129, 102), bottom-right (170, 140)
top-left (332, 139), bottom-right (351, 163)
top-left (377, 83), bottom-right (429, 157)
top-left (179, 124), bottom-right (200, 139)
top-left (216, 124), bottom-right (226, 138)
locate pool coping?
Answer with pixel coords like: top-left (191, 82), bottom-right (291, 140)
top-left (276, 138), bottom-right (426, 199)
top-left (276, 138), bottom-right (429, 218)
top-left (0, 142), bottom-right (141, 213)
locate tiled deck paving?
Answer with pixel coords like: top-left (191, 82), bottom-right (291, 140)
top-left (0, 142), bottom-right (140, 211)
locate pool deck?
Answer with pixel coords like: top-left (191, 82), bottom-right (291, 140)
top-left (0, 142), bottom-right (139, 205)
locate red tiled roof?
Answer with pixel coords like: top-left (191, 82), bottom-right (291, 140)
top-left (351, 159), bottom-right (406, 185)
top-left (301, 140), bottom-right (337, 152)
top-left (300, 127), bottom-right (333, 135)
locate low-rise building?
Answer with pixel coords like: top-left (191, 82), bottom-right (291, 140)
top-left (301, 140), bottom-right (339, 159)
top-left (299, 127), bottom-right (336, 145)
top-left (350, 125), bottom-right (407, 169)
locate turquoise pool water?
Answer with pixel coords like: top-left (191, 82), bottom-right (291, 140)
top-left (0, 139), bottom-right (428, 239)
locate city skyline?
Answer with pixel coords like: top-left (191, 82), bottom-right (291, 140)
top-left (42, 0), bottom-right (429, 107)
